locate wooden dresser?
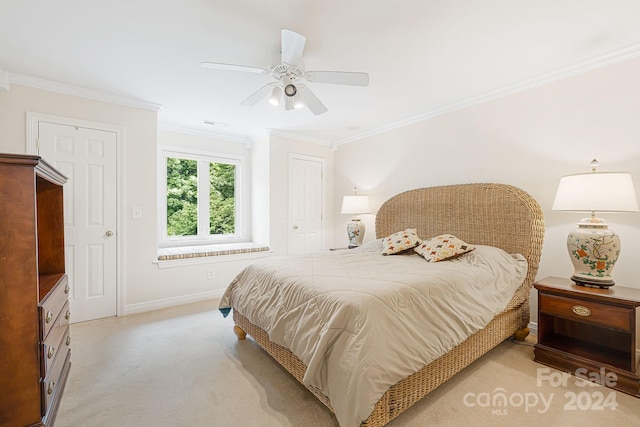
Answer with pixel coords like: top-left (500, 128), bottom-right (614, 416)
top-left (0, 153), bottom-right (71, 427)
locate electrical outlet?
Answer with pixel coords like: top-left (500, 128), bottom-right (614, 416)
top-left (207, 268), bottom-right (215, 279)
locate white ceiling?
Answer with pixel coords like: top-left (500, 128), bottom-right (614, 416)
top-left (2, 0), bottom-right (640, 145)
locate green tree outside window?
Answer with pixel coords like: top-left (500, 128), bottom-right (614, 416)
top-left (210, 162), bottom-right (235, 234)
top-left (166, 157), bottom-right (236, 237)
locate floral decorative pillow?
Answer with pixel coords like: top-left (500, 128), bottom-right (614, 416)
top-left (414, 234), bottom-right (476, 262)
top-left (381, 228), bottom-right (421, 255)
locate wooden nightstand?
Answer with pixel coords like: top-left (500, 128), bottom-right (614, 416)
top-left (534, 276), bottom-right (640, 397)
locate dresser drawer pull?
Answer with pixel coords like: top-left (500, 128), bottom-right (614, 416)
top-left (572, 305), bottom-right (592, 317)
top-left (47, 346), bottom-right (55, 359)
top-left (65, 310), bottom-right (71, 320)
top-left (66, 335), bottom-right (71, 346)
top-left (47, 380), bottom-right (55, 395)
top-left (64, 283), bottom-right (70, 294)
top-left (45, 311), bottom-right (54, 323)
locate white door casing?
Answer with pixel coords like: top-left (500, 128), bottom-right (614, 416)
top-left (288, 154), bottom-right (324, 255)
top-left (33, 120), bottom-right (118, 323)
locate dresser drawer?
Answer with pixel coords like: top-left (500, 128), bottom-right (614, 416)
top-left (39, 275), bottom-right (69, 339)
top-left (540, 293), bottom-right (632, 331)
top-left (41, 302), bottom-right (70, 378)
top-left (41, 347), bottom-right (71, 416)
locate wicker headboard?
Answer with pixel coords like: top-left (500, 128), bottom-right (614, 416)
top-left (375, 183), bottom-right (545, 294)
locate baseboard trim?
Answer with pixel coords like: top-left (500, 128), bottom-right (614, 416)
top-left (124, 289), bottom-right (225, 316)
top-left (528, 321), bottom-right (538, 337)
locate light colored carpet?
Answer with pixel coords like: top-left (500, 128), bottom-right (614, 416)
top-left (56, 299), bottom-right (640, 427)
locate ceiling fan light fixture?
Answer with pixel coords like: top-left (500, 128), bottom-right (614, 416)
top-left (284, 83), bottom-right (297, 97)
top-left (268, 85), bottom-right (281, 106)
top-left (293, 95), bottom-right (304, 109)
top-left (284, 94), bottom-right (294, 110)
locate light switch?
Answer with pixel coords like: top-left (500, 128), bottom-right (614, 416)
top-left (132, 207), bottom-right (143, 219)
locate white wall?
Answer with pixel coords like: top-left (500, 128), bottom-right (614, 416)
top-left (333, 56), bottom-right (640, 321)
top-left (0, 86), bottom-right (267, 315)
top-left (0, 85), bottom-right (338, 315)
top-left (251, 133), bottom-right (271, 247)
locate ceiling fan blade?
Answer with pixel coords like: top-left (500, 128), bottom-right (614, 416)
top-left (241, 83), bottom-right (277, 106)
top-left (201, 61), bottom-right (268, 74)
top-left (297, 85), bottom-right (328, 115)
top-left (305, 71), bottom-right (369, 87)
top-left (281, 29), bottom-right (306, 66)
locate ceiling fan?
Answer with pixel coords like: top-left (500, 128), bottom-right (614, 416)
top-left (201, 29), bottom-right (369, 115)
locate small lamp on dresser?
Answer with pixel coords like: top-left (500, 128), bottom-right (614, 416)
top-left (341, 187), bottom-right (370, 249)
top-left (552, 159), bottom-right (639, 288)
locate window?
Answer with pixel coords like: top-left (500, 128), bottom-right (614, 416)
top-left (159, 148), bottom-right (245, 247)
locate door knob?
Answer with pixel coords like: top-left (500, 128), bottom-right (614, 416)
top-left (105, 230), bottom-right (114, 237)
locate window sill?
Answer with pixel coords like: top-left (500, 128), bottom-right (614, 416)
top-left (155, 242), bottom-right (271, 268)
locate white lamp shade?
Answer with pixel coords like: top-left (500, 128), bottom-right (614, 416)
top-left (552, 172), bottom-right (639, 213)
top-left (341, 195), bottom-right (370, 215)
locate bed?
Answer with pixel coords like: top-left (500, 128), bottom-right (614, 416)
top-left (219, 183), bottom-right (544, 427)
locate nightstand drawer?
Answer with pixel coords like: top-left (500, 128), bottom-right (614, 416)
top-left (540, 293), bottom-right (632, 331)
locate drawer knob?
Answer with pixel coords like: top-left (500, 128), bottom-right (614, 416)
top-left (47, 380), bottom-right (55, 395)
top-left (64, 283), bottom-right (70, 294)
top-left (47, 346), bottom-right (55, 359)
top-left (65, 310), bottom-right (71, 320)
top-left (572, 305), bottom-right (592, 317)
top-left (45, 311), bottom-right (53, 324)
top-left (66, 335), bottom-right (71, 346)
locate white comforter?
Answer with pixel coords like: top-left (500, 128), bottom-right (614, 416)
top-left (219, 240), bottom-right (527, 427)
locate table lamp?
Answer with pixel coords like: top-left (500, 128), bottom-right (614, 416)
top-left (552, 159), bottom-right (639, 288)
top-left (341, 187), bottom-right (370, 248)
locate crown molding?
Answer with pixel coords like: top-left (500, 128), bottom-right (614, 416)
top-left (333, 42), bottom-right (640, 148)
top-left (0, 68), bottom-right (9, 91)
top-left (8, 72), bottom-right (161, 112)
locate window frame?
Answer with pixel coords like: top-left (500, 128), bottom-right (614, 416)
top-left (158, 146), bottom-right (247, 248)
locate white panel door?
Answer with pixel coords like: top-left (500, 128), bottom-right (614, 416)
top-left (288, 156), bottom-right (323, 255)
top-left (37, 122), bottom-right (117, 323)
